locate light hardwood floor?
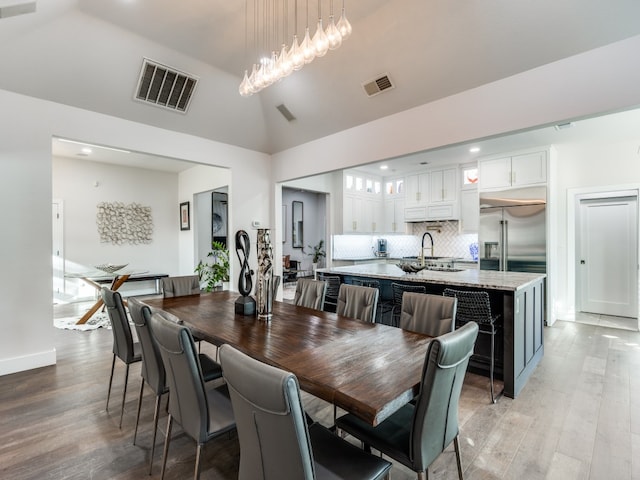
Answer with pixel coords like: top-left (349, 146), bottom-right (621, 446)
top-left (1, 307), bottom-right (639, 479)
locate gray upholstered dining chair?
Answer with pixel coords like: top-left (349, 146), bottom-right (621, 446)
top-left (336, 284), bottom-right (379, 323)
top-left (390, 282), bottom-right (427, 327)
top-left (219, 343), bottom-right (392, 480)
top-left (294, 278), bottom-right (327, 310)
top-left (149, 311), bottom-right (236, 480)
top-left (128, 298), bottom-right (223, 475)
top-left (399, 292), bottom-right (457, 337)
top-left (161, 274), bottom-right (204, 351)
top-left (101, 287), bottom-right (142, 429)
top-left (335, 322), bottom-right (479, 480)
top-left (161, 275), bottom-right (201, 297)
top-left (443, 288), bottom-right (502, 403)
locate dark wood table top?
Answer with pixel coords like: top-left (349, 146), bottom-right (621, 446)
top-left (142, 291), bottom-right (433, 426)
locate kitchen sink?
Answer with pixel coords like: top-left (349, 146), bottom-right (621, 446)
top-left (425, 267), bottom-right (463, 272)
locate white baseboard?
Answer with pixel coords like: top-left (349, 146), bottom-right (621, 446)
top-left (0, 348), bottom-right (57, 376)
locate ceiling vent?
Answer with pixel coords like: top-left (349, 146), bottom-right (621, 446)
top-left (554, 122), bottom-right (574, 131)
top-left (362, 73), bottom-right (395, 97)
top-left (276, 104), bottom-right (296, 122)
top-left (134, 58), bottom-right (198, 113)
top-left (0, 1), bottom-right (36, 18)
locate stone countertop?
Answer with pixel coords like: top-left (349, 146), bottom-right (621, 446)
top-left (316, 263), bottom-right (545, 292)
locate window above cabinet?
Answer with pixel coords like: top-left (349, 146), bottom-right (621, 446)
top-left (344, 170), bottom-right (382, 196)
top-left (384, 178), bottom-right (404, 196)
top-left (461, 163), bottom-right (478, 190)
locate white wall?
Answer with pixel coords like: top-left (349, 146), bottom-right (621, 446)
top-left (52, 156), bottom-right (179, 297)
top-left (271, 35), bottom-right (640, 182)
top-left (553, 139), bottom-right (640, 321)
top-left (0, 89), bottom-right (269, 376)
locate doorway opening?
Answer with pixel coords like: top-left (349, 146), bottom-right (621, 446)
top-left (281, 187), bottom-right (330, 301)
top-left (575, 190), bottom-right (639, 330)
top-left (194, 188), bottom-right (229, 266)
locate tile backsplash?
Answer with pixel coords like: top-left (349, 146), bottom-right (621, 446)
top-left (410, 221), bottom-right (478, 260)
top-left (333, 222), bottom-right (478, 261)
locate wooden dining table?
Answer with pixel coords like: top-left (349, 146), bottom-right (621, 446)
top-left (142, 291), bottom-right (433, 426)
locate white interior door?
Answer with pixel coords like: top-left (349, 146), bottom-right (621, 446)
top-left (578, 195), bottom-right (638, 318)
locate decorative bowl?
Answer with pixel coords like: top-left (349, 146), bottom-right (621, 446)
top-left (95, 263), bottom-right (128, 274)
top-left (396, 262), bottom-right (426, 273)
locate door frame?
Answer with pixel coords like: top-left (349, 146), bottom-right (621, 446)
top-left (568, 186), bottom-right (639, 326)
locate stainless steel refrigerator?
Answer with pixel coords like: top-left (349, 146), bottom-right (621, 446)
top-left (479, 186), bottom-right (546, 273)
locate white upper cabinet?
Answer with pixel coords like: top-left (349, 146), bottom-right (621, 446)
top-left (479, 151), bottom-right (547, 190)
top-left (383, 176), bottom-right (406, 233)
top-left (403, 167), bottom-right (459, 221)
top-left (511, 152), bottom-right (547, 186)
top-left (342, 170), bottom-right (383, 233)
top-left (404, 173), bottom-right (429, 206)
top-left (429, 167), bottom-right (457, 203)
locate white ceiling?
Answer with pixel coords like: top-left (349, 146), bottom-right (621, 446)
top-left (3, 0), bottom-right (640, 157)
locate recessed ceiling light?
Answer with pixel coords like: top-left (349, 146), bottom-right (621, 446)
top-left (380, 165), bottom-right (388, 170)
top-left (82, 147), bottom-right (92, 154)
top-left (469, 147), bottom-right (480, 153)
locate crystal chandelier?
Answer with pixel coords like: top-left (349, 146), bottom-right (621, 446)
top-left (239, 0), bottom-right (352, 97)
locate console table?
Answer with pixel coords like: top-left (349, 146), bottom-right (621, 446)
top-left (65, 271), bottom-right (168, 324)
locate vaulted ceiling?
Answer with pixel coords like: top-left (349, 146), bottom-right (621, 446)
top-left (2, 0), bottom-right (640, 154)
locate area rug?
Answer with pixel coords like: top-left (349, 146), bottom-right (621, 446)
top-left (54, 312), bottom-right (112, 331)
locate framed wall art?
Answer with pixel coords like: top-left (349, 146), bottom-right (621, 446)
top-left (180, 201), bottom-right (190, 230)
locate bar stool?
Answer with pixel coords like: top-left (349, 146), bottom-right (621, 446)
top-left (443, 288), bottom-right (503, 403)
top-left (318, 274), bottom-right (341, 312)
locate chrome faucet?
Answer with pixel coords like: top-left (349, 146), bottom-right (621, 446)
top-left (420, 232), bottom-right (434, 266)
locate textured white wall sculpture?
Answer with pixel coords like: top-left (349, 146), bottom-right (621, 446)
top-left (96, 202), bottom-right (153, 245)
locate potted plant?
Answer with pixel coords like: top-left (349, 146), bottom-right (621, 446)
top-left (195, 240), bottom-right (230, 292)
top-left (307, 239), bottom-right (326, 270)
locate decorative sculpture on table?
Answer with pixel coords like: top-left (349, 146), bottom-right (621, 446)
top-left (256, 228), bottom-right (274, 321)
top-left (234, 230), bottom-right (256, 315)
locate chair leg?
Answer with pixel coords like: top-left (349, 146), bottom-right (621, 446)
top-left (454, 435), bottom-right (464, 480)
top-left (106, 354), bottom-right (116, 411)
top-left (133, 379), bottom-right (145, 444)
top-left (149, 393), bottom-right (162, 475)
top-left (194, 443), bottom-right (203, 480)
top-left (160, 414), bottom-right (173, 480)
top-left (119, 363), bottom-right (130, 428)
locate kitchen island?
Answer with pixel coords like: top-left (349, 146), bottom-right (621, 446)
top-left (316, 263), bottom-right (545, 399)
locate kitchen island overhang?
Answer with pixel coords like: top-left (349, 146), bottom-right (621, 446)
top-left (316, 263), bottom-right (546, 399)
